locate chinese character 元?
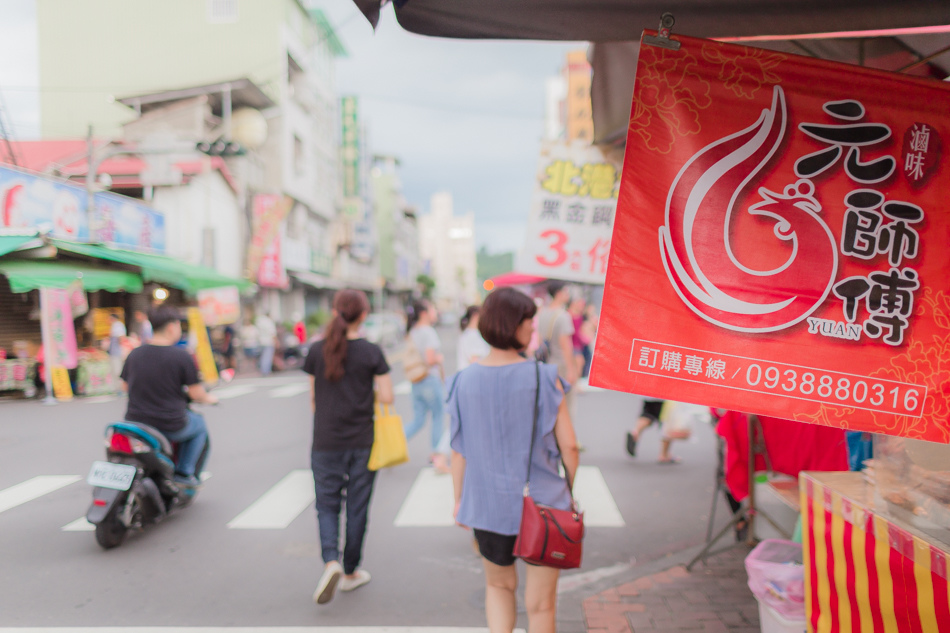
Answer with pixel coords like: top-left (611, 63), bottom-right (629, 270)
top-left (795, 100), bottom-right (896, 184)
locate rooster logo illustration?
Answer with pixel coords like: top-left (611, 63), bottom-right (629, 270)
top-left (659, 85), bottom-right (838, 332)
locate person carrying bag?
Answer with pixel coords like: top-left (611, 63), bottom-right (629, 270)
top-left (449, 287), bottom-right (580, 633)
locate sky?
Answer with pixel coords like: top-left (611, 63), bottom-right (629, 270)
top-left (0, 0), bottom-right (585, 255)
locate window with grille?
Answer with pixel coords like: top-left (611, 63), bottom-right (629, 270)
top-left (207, 0), bottom-right (238, 24)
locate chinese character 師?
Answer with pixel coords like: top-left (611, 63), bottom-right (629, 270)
top-left (660, 351), bottom-right (682, 372)
top-left (683, 355), bottom-right (703, 376)
top-left (638, 347), bottom-right (659, 369)
top-left (705, 359), bottom-right (727, 380)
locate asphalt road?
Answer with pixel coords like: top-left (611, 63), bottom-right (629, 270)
top-left (0, 326), bottom-right (731, 629)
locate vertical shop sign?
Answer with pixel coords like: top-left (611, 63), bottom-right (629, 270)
top-left (341, 96), bottom-right (360, 198)
top-left (187, 307), bottom-right (219, 384)
top-left (520, 141), bottom-right (623, 284)
top-left (247, 194), bottom-right (292, 287)
top-left (591, 32), bottom-right (950, 442)
top-left (40, 287), bottom-right (78, 370)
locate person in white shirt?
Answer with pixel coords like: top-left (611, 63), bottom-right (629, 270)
top-left (108, 313), bottom-right (127, 391)
top-left (256, 313), bottom-right (277, 375)
top-left (456, 306), bottom-right (490, 371)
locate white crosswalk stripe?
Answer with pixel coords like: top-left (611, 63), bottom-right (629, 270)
top-left (227, 469), bottom-right (314, 529)
top-left (394, 468), bottom-right (455, 527)
top-left (0, 475), bottom-right (81, 515)
top-left (213, 385), bottom-right (258, 400)
top-left (268, 382), bottom-right (311, 398)
top-left (393, 465), bottom-right (623, 527)
top-left (13, 465), bottom-right (622, 533)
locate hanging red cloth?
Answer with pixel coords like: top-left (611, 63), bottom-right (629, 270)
top-left (716, 411), bottom-right (849, 501)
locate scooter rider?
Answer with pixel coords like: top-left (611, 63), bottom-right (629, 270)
top-left (120, 306), bottom-right (218, 487)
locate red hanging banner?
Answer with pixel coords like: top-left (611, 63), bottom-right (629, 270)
top-left (590, 32), bottom-right (950, 442)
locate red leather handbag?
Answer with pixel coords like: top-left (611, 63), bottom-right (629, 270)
top-left (512, 363), bottom-right (584, 569)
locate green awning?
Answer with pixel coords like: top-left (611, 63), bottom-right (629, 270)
top-left (0, 260), bottom-right (144, 294)
top-left (52, 240), bottom-right (254, 295)
top-left (0, 233), bottom-right (41, 257)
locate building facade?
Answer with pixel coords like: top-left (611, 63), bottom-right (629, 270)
top-left (418, 192), bottom-right (477, 312)
top-left (35, 0), bottom-right (363, 323)
top-left (371, 155), bottom-right (419, 309)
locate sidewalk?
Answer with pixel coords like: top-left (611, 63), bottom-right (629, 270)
top-left (561, 544), bottom-right (761, 633)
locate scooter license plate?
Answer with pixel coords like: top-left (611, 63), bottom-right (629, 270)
top-left (87, 461), bottom-right (136, 491)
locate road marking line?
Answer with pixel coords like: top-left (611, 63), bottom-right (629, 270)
top-left (227, 469), bottom-right (314, 529)
top-left (394, 468), bottom-right (455, 527)
top-left (81, 395), bottom-right (118, 404)
top-left (393, 466), bottom-right (623, 528)
top-left (62, 517), bottom-right (95, 532)
top-left (574, 465), bottom-right (625, 527)
top-left (0, 476), bottom-right (81, 515)
top-left (394, 380), bottom-right (412, 395)
top-left (214, 385), bottom-right (258, 400)
top-left (0, 626), bottom-right (525, 633)
top-left (62, 472), bottom-right (213, 532)
top-left (268, 382), bottom-right (310, 398)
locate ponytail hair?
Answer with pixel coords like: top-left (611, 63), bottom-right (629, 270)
top-left (459, 305), bottom-right (479, 331)
top-left (323, 289), bottom-right (370, 381)
top-left (406, 299), bottom-right (430, 335)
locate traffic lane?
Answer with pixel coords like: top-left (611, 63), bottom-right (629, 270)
top-left (0, 376), bottom-right (491, 627)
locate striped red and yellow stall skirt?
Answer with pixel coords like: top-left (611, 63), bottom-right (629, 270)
top-left (801, 472), bottom-right (950, 632)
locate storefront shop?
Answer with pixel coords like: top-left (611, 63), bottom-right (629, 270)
top-left (0, 234), bottom-right (251, 398)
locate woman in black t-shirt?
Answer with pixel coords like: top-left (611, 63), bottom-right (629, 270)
top-left (303, 289), bottom-right (393, 606)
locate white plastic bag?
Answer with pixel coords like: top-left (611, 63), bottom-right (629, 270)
top-left (744, 539), bottom-right (806, 620)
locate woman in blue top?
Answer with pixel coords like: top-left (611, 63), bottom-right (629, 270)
top-left (449, 287), bottom-right (580, 633)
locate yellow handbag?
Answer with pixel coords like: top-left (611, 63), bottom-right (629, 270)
top-left (368, 402), bottom-right (410, 471)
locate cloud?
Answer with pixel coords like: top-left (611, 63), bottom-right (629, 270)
top-left (323, 3), bottom-right (585, 253)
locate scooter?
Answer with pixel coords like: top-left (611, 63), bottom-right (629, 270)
top-left (85, 419), bottom-right (209, 549)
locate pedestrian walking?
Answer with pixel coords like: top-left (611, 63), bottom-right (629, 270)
top-left (240, 319), bottom-right (260, 372)
top-left (536, 282), bottom-right (578, 413)
top-left (303, 289), bottom-right (394, 606)
top-left (456, 305), bottom-right (489, 371)
top-left (108, 312), bottom-right (127, 392)
top-left (568, 297), bottom-right (587, 382)
top-left (134, 309), bottom-right (153, 344)
top-left (449, 287), bottom-right (579, 633)
top-left (625, 399), bottom-right (684, 464)
top-left (403, 299), bottom-right (450, 473)
top-left (256, 312), bottom-right (277, 375)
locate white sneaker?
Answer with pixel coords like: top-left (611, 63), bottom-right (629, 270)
top-left (339, 569), bottom-right (371, 592)
top-left (313, 561), bottom-right (343, 605)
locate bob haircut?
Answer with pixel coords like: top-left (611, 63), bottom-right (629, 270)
top-left (478, 287), bottom-right (537, 350)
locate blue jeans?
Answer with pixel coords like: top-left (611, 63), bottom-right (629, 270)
top-left (259, 345), bottom-right (275, 375)
top-left (162, 410), bottom-right (209, 478)
top-left (405, 373), bottom-right (447, 454)
top-left (311, 448), bottom-right (377, 575)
